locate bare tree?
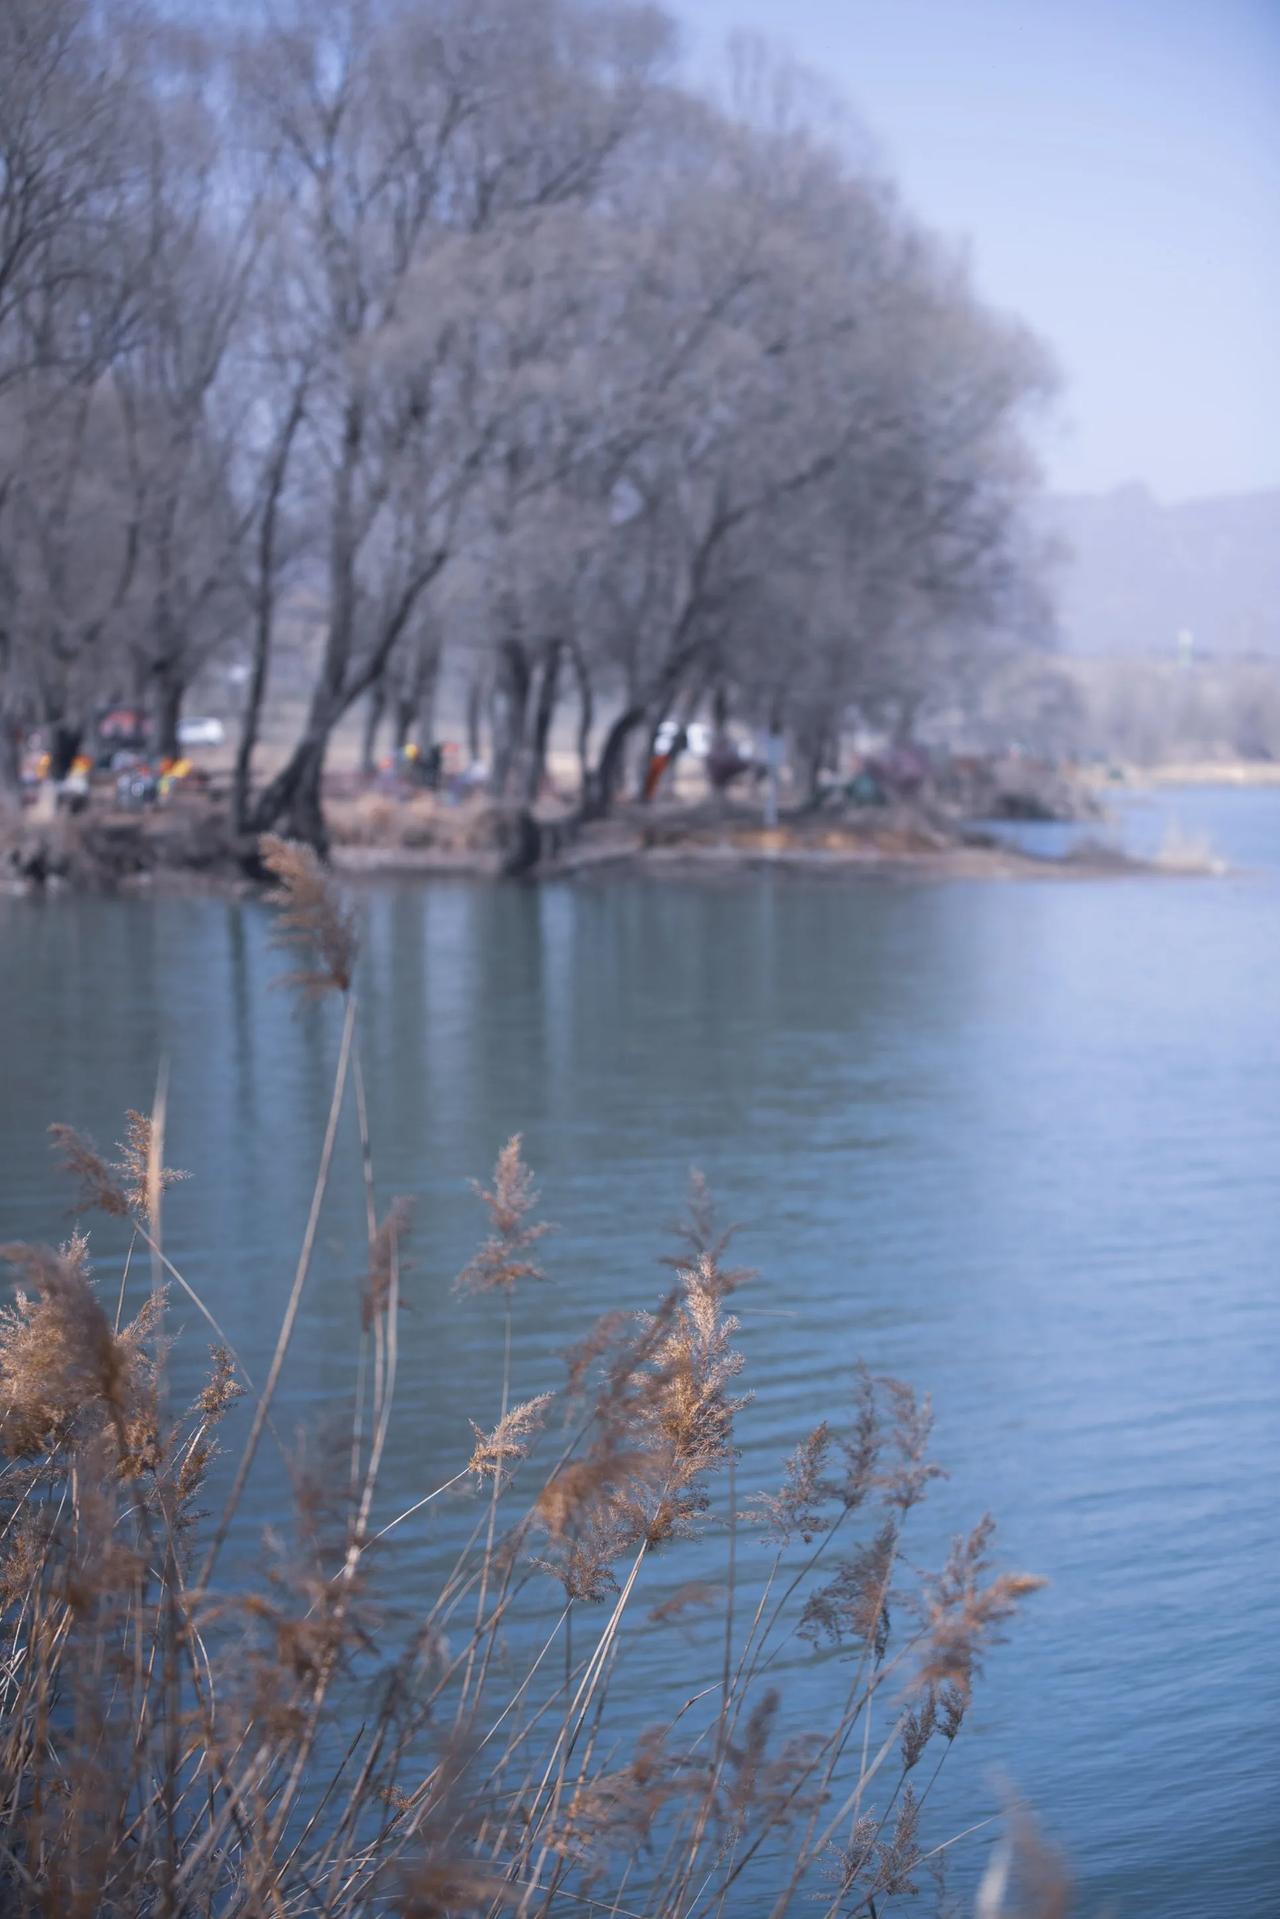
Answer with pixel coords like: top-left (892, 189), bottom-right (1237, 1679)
top-left (0, 0), bottom-right (153, 786)
top-left (236, 0), bottom-right (672, 849)
top-left (115, 31), bottom-right (266, 759)
top-left (0, 0), bottom-right (1061, 839)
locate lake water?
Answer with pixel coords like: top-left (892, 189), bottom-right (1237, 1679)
top-left (2, 785), bottom-right (1277, 1913)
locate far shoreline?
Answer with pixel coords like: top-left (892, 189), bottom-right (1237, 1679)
top-left (1094, 761), bottom-right (1280, 790)
top-left (329, 832), bottom-right (1201, 888)
top-left (3, 806), bottom-right (1230, 900)
top-left (7, 759), bottom-right (1261, 899)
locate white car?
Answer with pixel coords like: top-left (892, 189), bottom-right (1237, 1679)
top-left (177, 716), bottom-right (225, 748)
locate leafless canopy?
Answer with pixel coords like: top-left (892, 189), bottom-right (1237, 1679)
top-left (0, 0), bottom-right (1057, 829)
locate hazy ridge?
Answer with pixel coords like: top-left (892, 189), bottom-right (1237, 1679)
top-left (1045, 483), bottom-right (1280, 659)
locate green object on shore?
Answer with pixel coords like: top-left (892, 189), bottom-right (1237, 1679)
top-left (847, 769), bottom-right (887, 806)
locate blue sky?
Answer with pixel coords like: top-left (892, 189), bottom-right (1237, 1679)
top-left (676, 0), bottom-right (1280, 501)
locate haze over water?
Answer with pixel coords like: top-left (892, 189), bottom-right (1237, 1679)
top-left (3, 784), bottom-right (1277, 1911)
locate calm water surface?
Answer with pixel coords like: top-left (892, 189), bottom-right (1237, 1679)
top-left (2, 785), bottom-right (1277, 1913)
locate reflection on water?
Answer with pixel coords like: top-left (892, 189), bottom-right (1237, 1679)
top-left (2, 785), bottom-right (1278, 1913)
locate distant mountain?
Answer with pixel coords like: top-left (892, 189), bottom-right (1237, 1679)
top-left (1041, 484), bottom-right (1280, 659)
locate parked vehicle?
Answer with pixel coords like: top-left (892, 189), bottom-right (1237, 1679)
top-left (177, 716), bottom-right (225, 748)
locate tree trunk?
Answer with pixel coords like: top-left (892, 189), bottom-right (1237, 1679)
top-left (416, 645), bottom-right (440, 749)
top-left (0, 641), bottom-right (23, 804)
top-left (250, 395), bottom-right (363, 852)
top-left (234, 604), bottom-right (272, 836)
top-left (566, 638), bottom-right (594, 798)
top-left (762, 706), bottom-right (784, 829)
top-left (154, 665), bottom-right (184, 762)
top-left (234, 371), bottom-right (309, 838)
top-left (131, 653), bottom-right (151, 713)
top-left (584, 638), bottom-right (704, 820)
top-left (466, 672), bottom-right (485, 767)
top-left (523, 638), bottom-right (562, 806)
top-left (361, 682), bottom-right (385, 776)
top-left (0, 709), bottom-right (21, 808)
top-left (801, 728), bottom-right (831, 808)
top-left (583, 705), bottom-right (644, 819)
top-left (252, 730), bottom-right (330, 857)
top-left (248, 525), bottom-right (444, 848)
top-left (491, 637), bottom-right (531, 799)
top-left (396, 636), bottom-right (440, 754)
top-left (50, 723), bottom-right (84, 780)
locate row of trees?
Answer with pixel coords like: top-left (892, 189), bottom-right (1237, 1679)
top-left (1034, 655), bottom-right (1280, 767)
top-left (0, 0), bottom-right (1057, 847)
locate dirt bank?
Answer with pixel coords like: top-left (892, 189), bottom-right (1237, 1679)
top-left (2, 785), bottom-right (1207, 898)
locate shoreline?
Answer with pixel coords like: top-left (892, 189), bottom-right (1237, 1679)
top-left (330, 836), bottom-right (1205, 888)
top-left (1092, 761), bottom-right (1280, 790)
top-left (2, 832), bottom-right (1209, 902)
top-left (3, 781), bottom-right (1234, 899)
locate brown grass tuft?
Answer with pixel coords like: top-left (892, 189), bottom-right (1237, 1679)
top-left (193, 1343), bottom-right (243, 1421)
top-left (917, 1517), bottom-right (1048, 1698)
top-left (115, 1109), bottom-right (188, 1224)
top-left (0, 1061), bottom-right (1047, 1915)
top-left (48, 1114), bottom-right (187, 1227)
top-left (754, 1420), bottom-right (832, 1543)
top-left (260, 832), bottom-right (357, 994)
top-left (0, 1237), bottom-right (161, 1466)
top-left (47, 1124), bottom-right (129, 1218)
top-left (454, 1136), bottom-right (551, 1296)
top-left (467, 1393), bottom-right (554, 1487)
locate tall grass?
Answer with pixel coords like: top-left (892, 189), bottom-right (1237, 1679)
top-left (0, 840), bottom-right (1061, 1917)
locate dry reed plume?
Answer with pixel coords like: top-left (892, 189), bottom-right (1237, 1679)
top-left (260, 831), bottom-right (357, 995)
top-left (0, 836), bottom-right (1052, 1916)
